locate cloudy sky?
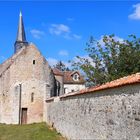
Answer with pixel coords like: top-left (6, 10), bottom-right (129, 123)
top-left (0, 1), bottom-right (140, 66)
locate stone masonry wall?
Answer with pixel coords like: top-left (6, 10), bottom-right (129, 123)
top-left (0, 44), bottom-right (55, 124)
top-left (46, 84), bottom-right (140, 140)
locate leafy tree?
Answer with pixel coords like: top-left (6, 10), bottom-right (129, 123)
top-left (71, 34), bottom-right (140, 86)
top-left (54, 61), bottom-right (70, 71)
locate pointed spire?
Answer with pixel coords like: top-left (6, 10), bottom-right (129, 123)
top-left (16, 11), bottom-right (26, 42)
top-left (14, 11), bottom-right (28, 53)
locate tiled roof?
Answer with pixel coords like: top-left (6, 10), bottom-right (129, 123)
top-left (63, 71), bottom-right (85, 84)
top-left (52, 68), bottom-right (63, 76)
top-left (61, 73), bottom-right (140, 98)
top-left (46, 73), bottom-right (140, 102)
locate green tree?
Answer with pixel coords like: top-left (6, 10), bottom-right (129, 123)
top-left (54, 61), bottom-right (70, 71)
top-left (71, 34), bottom-right (140, 86)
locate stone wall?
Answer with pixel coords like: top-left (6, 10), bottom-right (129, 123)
top-left (46, 83), bottom-right (140, 140)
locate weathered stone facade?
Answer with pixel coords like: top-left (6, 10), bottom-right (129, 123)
top-left (0, 44), bottom-right (56, 124)
top-left (0, 12), bottom-right (63, 124)
top-left (46, 83), bottom-right (140, 139)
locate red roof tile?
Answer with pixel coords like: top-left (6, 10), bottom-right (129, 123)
top-left (63, 71), bottom-right (85, 84)
top-left (60, 72), bottom-right (140, 98)
top-left (52, 68), bottom-right (63, 76)
top-left (46, 73), bottom-right (140, 102)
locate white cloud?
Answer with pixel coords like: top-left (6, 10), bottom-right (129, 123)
top-left (63, 61), bottom-right (71, 68)
top-left (98, 36), bottom-right (105, 46)
top-left (98, 35), bottom-right (124, 46)
top-left (30, 29), bottom-right (45, 39)
top-left (47, 57), bottom-right (71, 68)
top-left (63, 34), bottom-right (72, 40)
top-left (73, 55), bottom-right (95, 67)
top-left (49, 24), bottom-right (70, 35)
top-left (58, 50), bottom-right (69, 56)
top-left (129, 3), bottom-right (140, 20)
top-left (73, 34), bottom-right (82, 40)
top-left (71, 35), bottom-right (124, 67)
top-left (49, 23), bottom-right (82, 40)
top-left (47, 58), bottom-right (58, 66)
top-left (113, 36), bottom-right (124, 43)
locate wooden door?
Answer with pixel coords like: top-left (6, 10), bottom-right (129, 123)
top-left (21, 108), bottom-right (27, 124)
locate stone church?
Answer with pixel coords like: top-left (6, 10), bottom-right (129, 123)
top-left (0, 12), bottom-right (62, 124)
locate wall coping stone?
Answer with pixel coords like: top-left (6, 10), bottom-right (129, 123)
top-left (46, 73), bottom-right (140, 102)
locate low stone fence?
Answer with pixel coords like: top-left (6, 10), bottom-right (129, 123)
top-left (45, 82), bottom-right (140, 139)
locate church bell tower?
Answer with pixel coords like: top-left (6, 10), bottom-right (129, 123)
top-left (14, 12), bottom-right (28, 53)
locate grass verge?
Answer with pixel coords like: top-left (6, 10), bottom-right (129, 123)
top-left (0, 122), bottom-right (65, 140)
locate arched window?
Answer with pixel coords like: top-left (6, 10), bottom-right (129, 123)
top-left (31, 92), bottom-right (34, 102)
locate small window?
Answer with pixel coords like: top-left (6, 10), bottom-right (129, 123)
top-left (33, 60), bottom-right (35, 65)
top-left (74, 74), bottom-right (78, 80)
top-left (73, 73), bottom-right (79, 81)
top-left (31, 92), bottom-right (34, 102)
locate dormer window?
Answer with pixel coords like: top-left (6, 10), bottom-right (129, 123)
top-left (73, 73), bottom-right (79, 81)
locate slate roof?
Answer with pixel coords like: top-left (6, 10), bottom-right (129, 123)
top-left (16, 11), bottom-right (27, 42)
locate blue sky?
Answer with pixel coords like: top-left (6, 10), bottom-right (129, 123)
top-left (0, 1), bottom-right (140, 66)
